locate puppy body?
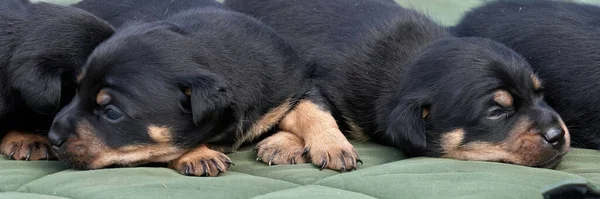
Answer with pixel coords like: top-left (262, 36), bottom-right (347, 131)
top-left (73, 0), bottom-right (222, 27)
top-left (0, 0), bottom-right (113, 160)
top-left (226, 0), bottom-right (570, 167)
top-left (453, 1), bottom-right (600, 149)
top-left (49, 3), bottom-right (354, 175)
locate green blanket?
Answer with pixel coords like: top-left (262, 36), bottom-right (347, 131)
top-left (1, 142), bottom-right (600, 199)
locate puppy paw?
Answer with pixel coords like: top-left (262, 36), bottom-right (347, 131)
top-left (305, 131), bottom-right (362, 172)
top-left (0, 131), bottom-right (55, 161)
top-left (278, 99), bottom-right (362, 172)
top-left (255, 131), bottom-right (308, 165)
top-left (169, 145), bottom-right (233, 177)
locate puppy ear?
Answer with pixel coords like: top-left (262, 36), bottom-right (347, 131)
top-left (179, 71), bottom-right (233, 126)
top-left (385, 95), bottom-right (428, 156)
top-left (9, 62), bottom-right (62, 115)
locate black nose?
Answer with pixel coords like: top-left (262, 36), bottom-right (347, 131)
top-left (48, 130), bottom-right (66, 147)
top-left (48, 116), bottom-right (73, 148)
top-left (542, 127), bottom-right (565, 149)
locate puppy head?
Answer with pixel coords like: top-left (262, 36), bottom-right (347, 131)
top-left (47, 21), bottom-right (236, 169)
top-left (5, 3), bottom-right (113, 115)
top-left (386, 37), bottom-right (569, 168)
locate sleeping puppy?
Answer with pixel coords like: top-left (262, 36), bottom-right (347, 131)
top-left (48, 1), bottom-right (360, 177)
top-left (225, 0), bottom-right (571, 168)
top-left (73, 0), bottom-right (222, 28)
top-left (453, 1), bottom-right (600, 149)
top-left (0, 0), bottom-right (113, 161)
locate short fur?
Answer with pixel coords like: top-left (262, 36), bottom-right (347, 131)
top-left (73, 0), bottom-right (222, 28)
top-left (453, 0), bottom-right (600, 149)
top-left (0, 0), bottom-right (113, 159)
top-left (47, 2), bottom-right (324, 175)
top-left (225, 0), bottom-right (570, 167)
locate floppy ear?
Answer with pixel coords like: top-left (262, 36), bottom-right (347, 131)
top-left (9, 61), bottom-right (62, 115)
top-left (385, 95), bottom-right (428, 156)
top-left (179, 71), bottom-right (233, 126)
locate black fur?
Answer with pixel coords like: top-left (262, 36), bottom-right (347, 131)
top-left (453, 0), bottom-right (600, 149)
top-left (48, 2), bottom-right (311, 169)
top-left (0, 0), bottom-right (112, 138)
top-left (73, 0), bottom-right (222, 28)
top-left (225, 0), bottom-right (568, 166)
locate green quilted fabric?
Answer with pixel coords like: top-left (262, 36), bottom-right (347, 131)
top-left (1, 142), bottom-right (600, 199)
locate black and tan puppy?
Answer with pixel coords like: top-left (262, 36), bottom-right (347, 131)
top-left (0, 0), bottom-right (113, 161)
top-left (48, 1), bottom-right (360, 177)
top-left (225, 0), bottom-right (571, 168)
top-left (73, 0), bottom-right (223, 28)
top-left (453, 1), bottom-right (600, 150)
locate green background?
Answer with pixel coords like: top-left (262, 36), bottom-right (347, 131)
top-left (35, 0), bottom-right (600, 26)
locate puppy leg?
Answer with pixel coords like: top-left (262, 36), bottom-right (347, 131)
top-left (255, 131), bottom-right (308, 165)
top-left (279, 98), bottom-right (361, 172)
top-left (0, 131), bottom-right (55, 160)
top-left (169, 144), bottom-right (233, 177)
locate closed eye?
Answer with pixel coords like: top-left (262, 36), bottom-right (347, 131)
top-left (486, 106), bottom-right (509, 120)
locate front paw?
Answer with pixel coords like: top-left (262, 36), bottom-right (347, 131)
top-left (0, 131), bottom-right (55, 161)
top-left (255, 131), bottom-right (308, 165)
top-left (169, 145), bottom-right (233, 177)
top-left (305, 130), bottom-right (362, 172)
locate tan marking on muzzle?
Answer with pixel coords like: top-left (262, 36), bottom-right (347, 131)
top-left (441, 116), bottom-right (570, 167)
top-left (64, 120), bottom-right (185, 169)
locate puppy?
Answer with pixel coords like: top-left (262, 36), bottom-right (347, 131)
top-left (225, 0), bottom-right (571, 168)
top-left (0, 0), bottom-right (113, 161)
top-left (48, 1), bottom-right (359, 177)
top-left (73, 0), bottom-right (222, 28)
top-left (453, 1), bottom-right (600, 149)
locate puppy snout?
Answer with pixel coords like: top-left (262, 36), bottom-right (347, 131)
top-left (48, 116), bottom-right (74, 148)
top-left (542, 127), bottom-right (565, 149)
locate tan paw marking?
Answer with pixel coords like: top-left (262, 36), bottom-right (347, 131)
top-left (0, 131), bottom-right (55, 161)
top-left (279, 100), bottom-right (362, 172)
top-left (255, 131), bottom-right (308, 165)
top-left (169, 145), bottom-right (233, 177)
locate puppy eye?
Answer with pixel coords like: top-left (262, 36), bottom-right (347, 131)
top-left (486, 106), bottom-right (507, 120)
top-left (103, 105), bottom-right (123, 122)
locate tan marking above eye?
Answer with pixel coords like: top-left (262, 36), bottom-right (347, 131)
top-left (493, 90), bottom-right (513, 107)
top-left (147, 125), bottom-right (172, 143)
top-left (96, 89), bottom-right (111, 106)
top-left (531, 74), bottom-right (543, 90)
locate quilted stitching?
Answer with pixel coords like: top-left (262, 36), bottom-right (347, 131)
top-left (1, 142), bottom-right (600, 199)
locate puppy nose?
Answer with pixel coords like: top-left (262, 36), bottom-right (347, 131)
top-left (542, 127), bottom-right (565, 149)
top-left (48, 131), bottom-right (66, 147)
top-left (48, 117), bottom-right (73, 147)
